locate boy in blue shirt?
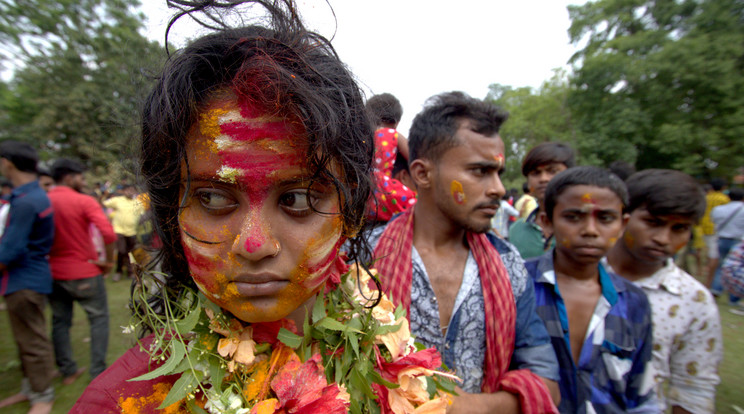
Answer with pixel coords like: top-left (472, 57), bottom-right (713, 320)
top-left (525, 166), bottom-right (656, 413)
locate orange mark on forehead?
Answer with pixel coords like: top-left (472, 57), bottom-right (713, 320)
top-left (451, 180), bottom-right (466, 205)
top-left (493, 153), bottom-right (505, 168)
top-left (581, 193), bottom-right (595, 204)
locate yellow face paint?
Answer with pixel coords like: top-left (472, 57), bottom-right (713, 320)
top-left (609, 237), bottom-right (618, 246)
top-left (624, 232), bottom-right (635, 248)
top-left (451, 180), bottom-right (466, 204)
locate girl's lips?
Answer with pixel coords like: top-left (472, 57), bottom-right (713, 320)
top-left (232, 273), bottom-right (289, 297)
top-left (234, 280), bottom-right (289, 297)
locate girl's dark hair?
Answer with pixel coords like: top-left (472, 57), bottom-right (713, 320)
top-left (625, 169), bottom-right (706, 221)
top-left (139, 0), bottom-right (374, 296)
top-left (543, 166), bottom-right (629, 220)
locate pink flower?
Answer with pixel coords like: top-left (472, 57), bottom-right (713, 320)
top-left (270, 353), bottom-right (350, 414)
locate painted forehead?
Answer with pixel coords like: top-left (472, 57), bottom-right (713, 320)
top-left (189, 95), bottom-right (307, 182)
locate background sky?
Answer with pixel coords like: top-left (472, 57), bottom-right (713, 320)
top-left (142, 0), bottom-right (587, 135)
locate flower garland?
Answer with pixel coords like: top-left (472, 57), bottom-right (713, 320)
top-left (126, 264), bottom-right (458, 413)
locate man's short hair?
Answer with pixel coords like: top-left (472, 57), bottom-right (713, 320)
top-left (710, 178), bottom-right (727, 191)
top-left (608, 160), bottom-right (636, 181)
top-left (408, 91), bottom-right (508, 162)
top-left (730, 187), bottom-right (744, 202)
top-left (0, 178), bottom-right (12, 189)
top-left (51, 158), bottom-right (86, 183)
top-left (544, 166), bottom-right (628, 220)
top-left (521, 142), bottom-right (575, 177)
top-left (366, 93), bottom-right (403, 126)
top-left (0, 140), bottom-right (38, 173)
top-left (625, 169), bottom-right (706, 221)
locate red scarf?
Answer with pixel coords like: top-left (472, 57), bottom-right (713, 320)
top-left (373, 209), bottom-right (557, 413)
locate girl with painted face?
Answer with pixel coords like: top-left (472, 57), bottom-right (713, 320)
top-left (72, 2), bottom-right (454, 413)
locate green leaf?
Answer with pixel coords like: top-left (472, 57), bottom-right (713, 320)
top-left (316, 317), bottom-right (346, 331)
top-left (158, 370), bottom-right (202, 409)
top-left (174, 300), bottom-right (202, 333)
top-left (129, 340), bottom-right (186, 381)
top-left (277, 327), bottom-right (303, 348)
top-left (186, 398), bottom-right (209, 414)
top-left (369, 369), bottom-right (399, 389)
top-left (312, 293), bottom-right (326, 323)
top-left (348, 331), bottom-right (359, 357)
top-left (208, 355), bottom-right (225, 394)
top-left (350, 368), bottom-right (377, 399)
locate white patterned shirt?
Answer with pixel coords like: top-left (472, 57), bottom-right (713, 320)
top-left (604, 259), bottom-right (722, 413)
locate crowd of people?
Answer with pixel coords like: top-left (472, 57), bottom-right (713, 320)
top-left (0, 1), bottom-right (742, 413)
top-left (0, 148), bottom-right (149, 413)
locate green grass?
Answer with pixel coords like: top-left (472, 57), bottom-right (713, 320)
top-left (0, 276), bottom-right (138, 413)
top-left (0, 274), bottom-right (743, 413)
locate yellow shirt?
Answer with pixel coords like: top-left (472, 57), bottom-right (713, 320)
top-left (103, 196), bottom-right (143, 237)
top-left (700, 191), bottom-right (730, 235)
top-left (514, 194), bottom-right (538, 219)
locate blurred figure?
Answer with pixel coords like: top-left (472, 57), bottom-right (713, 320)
top-left (607, 160), bottom-right (636, 181)
top-left (37, 168), bottom-right (54, 192)
top-left (365, 93), bottom-right (417, 223)
top-left (0, 140), bottom-right (55, 414)
top-left (102, 184), bottom-right (142, 280)
top-left (701, 178), bottom-right (730, 290)
top-left (710, 187), bottom-right (744, 305)
top-left (509, 142), bottom-right (575, 259)
top-left (47, 158), bottom-right (117, 384)
top-left (514, 182), bottom-right (537, 219)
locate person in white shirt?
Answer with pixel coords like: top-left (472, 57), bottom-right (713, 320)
top-left (710, 187), bottom-right (744, 303)
top-left (605, 169), bottom-right (722, 413)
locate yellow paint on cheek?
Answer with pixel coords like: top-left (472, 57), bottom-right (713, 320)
top-left (451, 180), bottom-right (466, 205)
top-left (609, 237), bottom-right (618, 246)
top-left (624, 232), bottom-right (635, 248)
top-left (561, 238), bottom-right (571, 247)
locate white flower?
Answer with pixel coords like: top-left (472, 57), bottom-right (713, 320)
top-left (120, 325), bottom-right (135, 334)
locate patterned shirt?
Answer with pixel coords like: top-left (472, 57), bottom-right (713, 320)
top-left (604, 258), bottom-right (722, 413)
top-left (365, 227), bottom-right (560, 392)
top-left (722, 240), bottom-right (744, 297)
top-left (526, 251), bottom-right (657, 413)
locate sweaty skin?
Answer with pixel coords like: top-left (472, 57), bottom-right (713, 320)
top-left (178, 93), bottom-right (344, 323)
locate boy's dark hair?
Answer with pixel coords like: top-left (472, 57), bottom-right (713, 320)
top-left (608, 160), bottom-right (636, 181)
top-left (710, 178), bottom-right (727, 191)
top-left (140, 0), bottom-right (374, 288)
top-left (408, 91), bottom-right (507, 162)
top-left (366, 93), bottom-right (403, 126)
top-left (0, 140), bottom-right (38, 173)
top-left (521, 142), bottom-right (575, 177)
top-left (51, 158), bottom-right (86, 183)
top-left (730, 187), bottom-right (744, 201)
top-left (544, 166), bottom-right (628, 220)
top-left (391, 152), bottom-right (409, 178)
top-left (522, 182), bottom-right (530, 194)
top-left (0, 179), bottom-right (12, 189)
top-left (625, 169), bottom-right (706, 221)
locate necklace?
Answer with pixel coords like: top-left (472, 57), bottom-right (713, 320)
top-left (125, 265), bottom-right (458, 413)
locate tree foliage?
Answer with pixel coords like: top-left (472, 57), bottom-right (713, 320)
top-left (486, 70), bottom-right (576, 187)
top-left (567, 0), bottom-right (744, 178)
top-left (0, 0), bottom-right (166, 178)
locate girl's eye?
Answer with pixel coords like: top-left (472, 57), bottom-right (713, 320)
top-left (195, 189), bottom-right (237, 215)
top-left (279, 190), bottom-right (316, 217)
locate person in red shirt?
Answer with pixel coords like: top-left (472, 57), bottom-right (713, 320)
top-left (47, 158), bottom-right (117, 384)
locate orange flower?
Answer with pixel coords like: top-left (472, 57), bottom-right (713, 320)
top-left (217, 325), bottom-right (257, 372)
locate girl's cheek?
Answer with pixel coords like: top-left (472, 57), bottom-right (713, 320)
top-left (295, 216), bottom-right (344, 289)
top-left (181, 235), bottom-right (229, 297)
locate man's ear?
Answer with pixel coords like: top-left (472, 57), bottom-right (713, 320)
top-left (409, 159), bottom-right (433, 189)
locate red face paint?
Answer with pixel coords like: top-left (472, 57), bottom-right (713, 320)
top-left (178, 93), bottom-right (344, 323)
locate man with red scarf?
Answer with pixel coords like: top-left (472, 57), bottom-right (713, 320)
top-left (368, 92), bottom-right (560, 413)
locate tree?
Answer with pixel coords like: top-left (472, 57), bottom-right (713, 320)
top-left (486, 70), bottom-right (576, 186)
top-left (567, 0), bottom-right (744, 178)
top-left (0, 0), bottom-right (167, 178)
